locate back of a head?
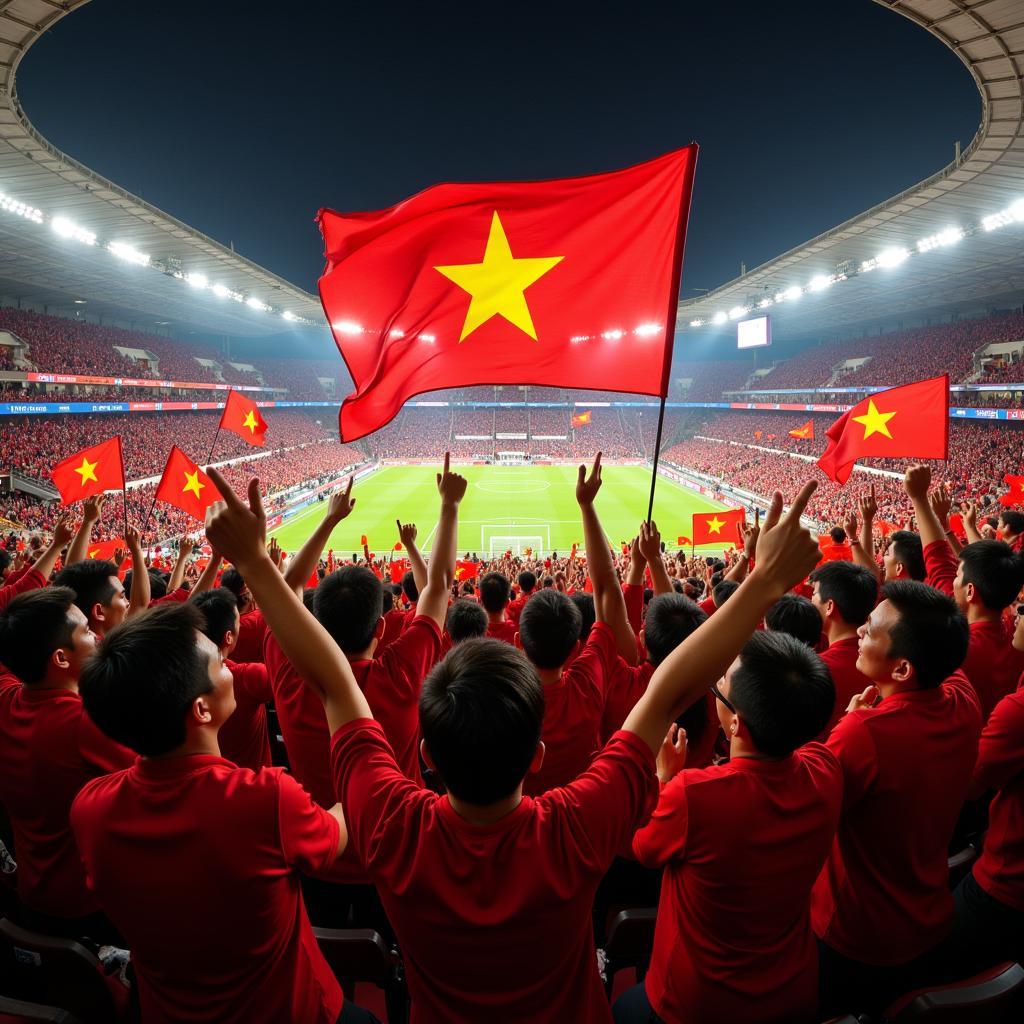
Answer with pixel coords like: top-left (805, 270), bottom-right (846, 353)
top-left (446, 598), bottom-right (488, 644)
top-left (809, 561), bottom-right (878, 626)
top-left (730, 631), bottom-right (835, 756)
top-left (829, 526), bottom-right (847, 544)
top-left (192, 588), bottom-right (239, 647)
top-left (401, 569), bottom-right (419, 604)
top-left (959, 539), bottom-right (1024, 611)
top-left (890, 531), bottom-right (926, 581)
top-left (517, 588), bottom-right (582, 669)
top-left (0, 549), bottom-right (12, 576)
top-left (314, 565), bottom-right (384, 653)
top-left (0, 586), bottom-right (78, 684)
top-left (80, 603), bottom-right (212, 756)
top-left (713, 579), bottom-right (739, 607)
top-left (219, 567), bottom-right (246, 598)
top-left (569, 592), bottom-right (596, 642)
top-left (999, 509), bottom-right (1024, 536)
top-left (53, 560), bottom-right (119, 618)
top-left (765, 593), bottom-right (822, 647)
top-left (382, 587), bottom-right (396, 614)
top-left (420, 638), bottom-right (543, 805)
top-left (643, 594), bottom-right (707, 665)
top-left (478, 572), bottom-right (511, 614)
top-left (881, 580), bottom-right (969, 688)
top-left (517, 570), bottom-right (536, 594)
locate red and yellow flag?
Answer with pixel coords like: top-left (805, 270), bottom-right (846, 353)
top-left (155, 447), bottom-right (222, 522)
top-left (753, 430), bottom-right (763, 441)
top-left (999, 474), bottom-right (1024, 507)
top-left (692, 508), bottom-right (745, 546)
top-left (455, 560), bottom-right (478, 582)
top-left (789, 420), bottom-right (814, 440)
top-left (318, 146), bottom-right (698, 441)
top-left (51, 437), bottom-right (125, 505)
top-left (677, 535), bottom-right (692, 547)
top-left (572, 410), bottom-right (592, 428)
top-left (85, 538), bottom-right (124, 563)
top-left (220, 389), bottom-right (268, 447)
top-left (817, 376), bottom-right (948, 485)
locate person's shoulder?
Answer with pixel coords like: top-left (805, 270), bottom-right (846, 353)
top-left (71, 765), bottom-right (131, 819)
top-left (795, 741), bottom-right (843, 776)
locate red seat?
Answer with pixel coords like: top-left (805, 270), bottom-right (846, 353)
top-left (0, 919), bottom-right (128, 1024)
top-left (0, 995), bottom-right (85, 1023)
top-left (313, 926), bottom-right (409, 1024)
top-left (600, 907), bottom-right (657, 998)
top-left (882, 960), bottom-right (1024, 1022)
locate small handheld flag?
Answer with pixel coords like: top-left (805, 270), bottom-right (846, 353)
top-left (51, 437), bottom-right (126, 505)
top-left (220, 390), bottom-right (268, 447)
top-left (692, 508), bottom-right (745, 546)
top-left (789, 420), bottom-right (814, 440)
top-left (572, 410), bottom-right (592, 428)
top-left (155, 447), bottom-right (222, 522)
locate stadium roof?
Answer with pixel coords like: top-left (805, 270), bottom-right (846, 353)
top-left (0, 0), bottom-right (324, 337)
top-left (679, 0), bottom-right (1024, 341)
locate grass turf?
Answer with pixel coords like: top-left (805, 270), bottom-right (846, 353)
top-left (268, 463), bottom-right (731, 557)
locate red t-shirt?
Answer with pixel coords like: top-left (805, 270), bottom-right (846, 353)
top-left (71, 757), bottom-right (342, 1024)
top-left (219, 660), bottom-right (273, 770)
top-left (971, 682), bottom-right (1024, 911)
top-left (818, 636), bottom-right (874, 739)
top-left (0, 568), bottom-right (47, 612)
top-left (601, 659), bottom-right (654, 745)
top-left (811, 670), bottom-right (982, 964)
top-left (634, 745), bottom-right (842, 1024)
top-left (485, 619), bottom-right (518, 644)
top-left (525, 621), bottom-right (617, 796)
top-left (377, 607), bottom-right (408, 652)
top-left (149, 587), bottom-right (189, 606)
top-left (0, 679), bottom-right (133, 917)
top-left (330, 719), bottom-right (657, 1024)
top-left (507, 591), bottom-right (533, 624)
top-left (233, 609), bottom-right (268, 665)
top-left (698, 595), bottom-right (716, 617)
top-left (622, 582), bottom-right (644, 635)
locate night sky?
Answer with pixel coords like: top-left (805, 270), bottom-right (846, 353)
top-left (18, 0), bottom-right (980, 302)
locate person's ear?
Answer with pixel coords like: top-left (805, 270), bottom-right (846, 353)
top-left (374, 616), bottom-right (386, 640)
top-left (514, 631), bottom-right (522, 649)
top-left (527, 741), bottom-right (546, 775)
top-left (419, 738), bottom-right (437, 772)
top-left (825, 598), bottom-right (836, 620)
top-left (891, 656), bottom-right (914, 685)
top-left (965, 582), bottom-right (978, 605)
top-left (638, 627), bottom-right (646, 648)
top-left (91, 602), bottom-right (107, 624)
top-left (51, 646), bottom-right (71, 672)
top-left (191, 695), bottom-right (213, 727)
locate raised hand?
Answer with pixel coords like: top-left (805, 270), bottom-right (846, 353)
top-left (125, 524), bottom-right (144, 550)
top-left (847, 683), bottom-right (880, 714)
top-left (929, 481), bottom-right (953, 527)
top-left (903, 464), bottom-right (931, 503)
top-left (858, 484), bottom-right (877, 522)
top-left (963, 501), bottom-right (978, 531)
top-left (328, 477), bottom-right (356, 522)
top-left (178, 535), bottom-right (195, 558)
top-left (575, 452), bottom-right (602, 507)
top-left (52, 515), bottom-right (75, 549)
top-left (112, 547), bottom-right (127, 568)
top-left (268, 536), bottom-right (283, 568)
top-left (638, 519), bottom-right (662, 562)
top-left (740, 514), bottom-right (761, 560)
top-left (842, 511), bottom-right (858, 541)
top-left (397, 521), bottom-right (418, 547)
top-left (656, 722), bottom-right (688, 784)
top-left (82, 494), bottom-right (105, 522)
top-left (205, 469), bottom-right (267, 571)
top-left (752, 481), bottom-right (820, 598)
top-left (436, 452), bottom-right (468, 506)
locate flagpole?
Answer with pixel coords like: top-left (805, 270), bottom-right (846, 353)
top-left (646, 395), bottom-right (667, 524)
top-left (206, 426), bottom-right (222, 467)
top-left (118, 437), bottom-right (128, 538)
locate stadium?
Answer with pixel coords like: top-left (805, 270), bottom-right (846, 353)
top-left (0, 0), bottom-right (1023, 1022)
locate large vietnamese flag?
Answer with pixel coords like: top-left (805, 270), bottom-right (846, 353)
top-left (817, 375), bottom-right (948, 485)
top-left (155, 447), bottom-right (222, 522)
top-left (51, 437), bottom-right (125, 505)
top-left (318, 146), bottom-right (698, 441)
top-left (692, 508), bottom-right (745, 546)
top-left (220, 390), bottom-right (268, 447)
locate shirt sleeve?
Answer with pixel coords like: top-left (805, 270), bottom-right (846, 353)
top-left (923, 538), bottom-right (958, 597)
top-left (376, 615), bottom-right (442, 701)
top-left (276, 771), bottom-right (341, 874)
top-left (826, 710), bottom-right (879, 810)
top-left (567, 620), bottom-right (618, 698)
top-left (149, 587), bottom-right (189, 607)
top-left (971, 691), bottom-right (1024, 795)
top-left (622, 583), bottom-right (644, 635)
top-left (0, 568), bottom-right (47, 611)
top-left (632, 770), bottom-right (690, 868)
top-left (228, 660), bottom-right (273, 703)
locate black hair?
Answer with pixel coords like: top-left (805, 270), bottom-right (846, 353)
top-left (542, 577), bottom-right (554, 589)
top-left (0, 549), bottom-right (11, 574)
top-left (958, 540), bottom-right (1024, 611)
top-left (517, 589), bottom-right (582, 669)
top-left (569, 592), bottom-right (596, 642)
top-left (765, 593), bottom-right (822, 647)
top-left (0, 587), bottom-right (78, 684)
top-left (809, 561), bottom-right (878, 626)
top-left (80, 603), bottom-right (214, 756)
top-left (53, 560), bottom-right (119, 618)
top-left (313, 565), bottom-right (384, 653)
top-left (192, 589), bottom-right (239, 648)
top-left (382, 587), bottom-right (396, 613)
top-left (401, 569), bottom-right (419, 604)
top-left (124, 569), bottom-right (168, 602)
top-left (478, 572), bottom-right (511, 614)
top-left (219, 567), bottom-right (247, 598)
top-left (880, 580), bottom-right (969, 689)
top-left (889, 530), bottom-right (925, 581)
top-left (999, 510), bottom-right (1024, 535)
top-left (420, 638), bottom-right (543, 804)
top-left (446, 598), bottom-right (488, 644)
top-left (829, 526), bottom-right (847, 544)
top-left (713, 579), bottom-right (739, 607)
top-left (643, 594), bottom-right (707, 666)
top-left (517, 570), bottom-right (536, 594)
top-left (729, 631), bottom-right (835, 756)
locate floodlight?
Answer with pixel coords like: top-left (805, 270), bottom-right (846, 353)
top-left (186, 272), bottom-right (209, 289)
top-left (712, 311), bottom-right (728, 325)
top-left (107, 241), bottom-right (150, 266)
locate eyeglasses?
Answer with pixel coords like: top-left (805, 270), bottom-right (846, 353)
top-left (712, 682), bottom-right (736, 714)
top-left (1016, 604), bottom-right (1024, 617)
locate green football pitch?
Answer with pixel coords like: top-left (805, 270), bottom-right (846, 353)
top-left (268, 463), bottom-right (731, 557)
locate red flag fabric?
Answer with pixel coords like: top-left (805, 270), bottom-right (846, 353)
top-left (220, 390), bottom-right (268, 447)
top-left (390, 557), bottom-right (410, 584)
top-left (817, 376), bottom-right (948, 485)
top-left (85, 538), bottom-right (124, 563)
top-left (766, 434), bottom-right (777, 441)
top-left (155, 447), bottom-right (222, 522)
top-left (789, 420), bottom-right (815, 440)
top-left (51, 437), bottom-right (125, 505)
top-left (360, 534), bottom-right (368, 546)
top-left (999, 474), bottom-right (1024, 507)
top-left (455, 560), bottom-right (478, 582)
top-left (692, 508), bottom-right (745, 546)
top-left (572, 411), bottom-right (592, 428)
top-left (318, 146), bottom-right (698, 441)
top-left (877, 519), bottom-right (898, 538)
top-left (753, 431), bottom-right (763, 441)
top-left (948, 512), bottom-right (965, 537)
top-left (677, 535), bottom-right (691, 547)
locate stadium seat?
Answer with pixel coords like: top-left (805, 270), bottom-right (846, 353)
top-left (313, 926), bottom-right (409, 1023)
top-left (599, 907), bottom-right (657, 998)
top-left (0, 995), bottom-right (85, 1023)
top-left (947, 834), bottom-right (985, 890)
top-left (880, 960), bottom-right (1024, 1022)
top-left (0, 919), bottom-right (128, 1024)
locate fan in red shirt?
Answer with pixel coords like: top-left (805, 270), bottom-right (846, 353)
top-left (205, 456), bottom-right (824, 1024)
top-left (444, 597), bottom-right (488, 649)
top-left (218, 567), bottom-right (267, 663)
top-left (0, 514), bottom-right (76, 612)
top-left (808, 561), bottom-right (879, 738)
top-left (997, 508), bottom-right (1024, 554)
top-left (70, 601), bottom-right (377, 1024)
top-left (506, 569), bottom-right (537, 623)
top-left (0, 586), bottom-right (134, 940)
top-left (478, 571), bottom-right (518, 643)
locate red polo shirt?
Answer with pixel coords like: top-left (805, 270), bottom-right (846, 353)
top-left (331, 719), bottom-right (657, 1024)
top-left (819, 636), bottom-right (874, 739)
top-left (971, 682), bottom-right (1024, 911)
top-left (219, 660), bottom-right (273, 770)
top-left (812, 670), bottom-right (982, 964)
top-left (71, 757), bottom-right (342, 1024)
top-left (634, 745), bottom-right (842, 1024)
top-left (0, 679), bottom-right (133, 917)
top-left (485, 619), bottom-right (517, 644)
top-left (525, 621), bottom-right (617, 796)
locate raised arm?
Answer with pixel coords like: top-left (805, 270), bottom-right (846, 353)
top-left (625, 535), bottom-right (646, 588)
top-left (66, 495), bottom-right (104, 567)
top-left (638, 520), bottom-right (673, 596)
top-left (577, 453), bottom-right (637, 664)
top-left (962, 501), bottom-right (984, 545)
top-left (205, 468), bottom-right (371, 734)
top-left (929, 482), bottom-right (962, 556)
top-left (125, 525), bottom-right (151, 617)
top-left (904, 465), bottom-right (946, 549)
top-left (623, 481), bottom-right (821, 756)
top-left (285, 478), bottom-right (355, 596)
top-left (852, 487), bottom-right (882, 580)
top-left (724, 512), bottom-right (760, 584)
top-left (415, 453), bottom-right (467, 629)
top-left (188, 549), bottom-right (222, 599)
top-left (398, 521), bottom-right (428, 593)
top-left (31, 515), bottom-right (75, 582)
top-left (166, 536), bottom-right (194, 594)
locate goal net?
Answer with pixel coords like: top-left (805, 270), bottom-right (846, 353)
top-left (482, 523), bottom-right (550, 557)
top-left (488, 536), bottom-right (546, 557)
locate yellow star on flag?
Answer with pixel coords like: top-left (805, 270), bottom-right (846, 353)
top-left (88, 548), bottom-right (100, 559)
top-left (434, 211), bottom-right (563, 342)
top-left (242, 410), bottom-right (258, 434)
top-left (182, 470), bottom-right (205, 500)
top-left (852, 399), bottom-right (896, 440)
top-left (75, 457), bottom-right (99, 486)
top-left (706, 515), bottom-right (726, 535)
